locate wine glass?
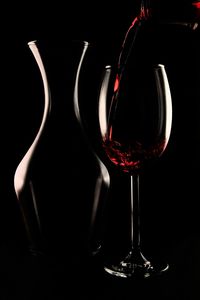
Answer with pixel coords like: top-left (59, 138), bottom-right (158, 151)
top-left (97, 62), bottom-right (172, 278)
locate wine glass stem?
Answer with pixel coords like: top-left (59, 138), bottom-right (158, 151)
top-left (130, 174), bottom-right (141, 250)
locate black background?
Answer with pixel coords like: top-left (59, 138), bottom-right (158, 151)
top-left (0, 1), bottom-right (200, 299)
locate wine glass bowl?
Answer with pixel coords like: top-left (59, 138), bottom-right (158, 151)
top-left (98, 63), bottom-right (172, 278)
top-left (99, 64), bottom-right (172, 174)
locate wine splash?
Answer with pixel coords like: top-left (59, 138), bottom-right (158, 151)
top-left (102, 138), bottom-right (167, 173)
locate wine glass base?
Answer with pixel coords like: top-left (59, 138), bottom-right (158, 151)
top-left (104, 262), bottom-right (169, 279)
top-left (104, 251), bottom-right (169, 279)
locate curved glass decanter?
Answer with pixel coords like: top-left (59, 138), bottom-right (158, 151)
top-left (14, 40), bottom-right (51, 255)
top-left (73, 40), bottom-right (110, 255)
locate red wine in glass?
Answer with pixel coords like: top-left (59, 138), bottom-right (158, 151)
top-left (98, 63), bottom-right (172, 278)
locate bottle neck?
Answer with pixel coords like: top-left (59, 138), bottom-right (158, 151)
top-left (139, 0), bottom-right (152, 20)
top-left (117, 1), bottom-right (200, 74)
top-left (147, 1), bottom-right (200, 30)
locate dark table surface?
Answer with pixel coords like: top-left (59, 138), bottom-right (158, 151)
top-left (0, 234), bottom-right (200, 300)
